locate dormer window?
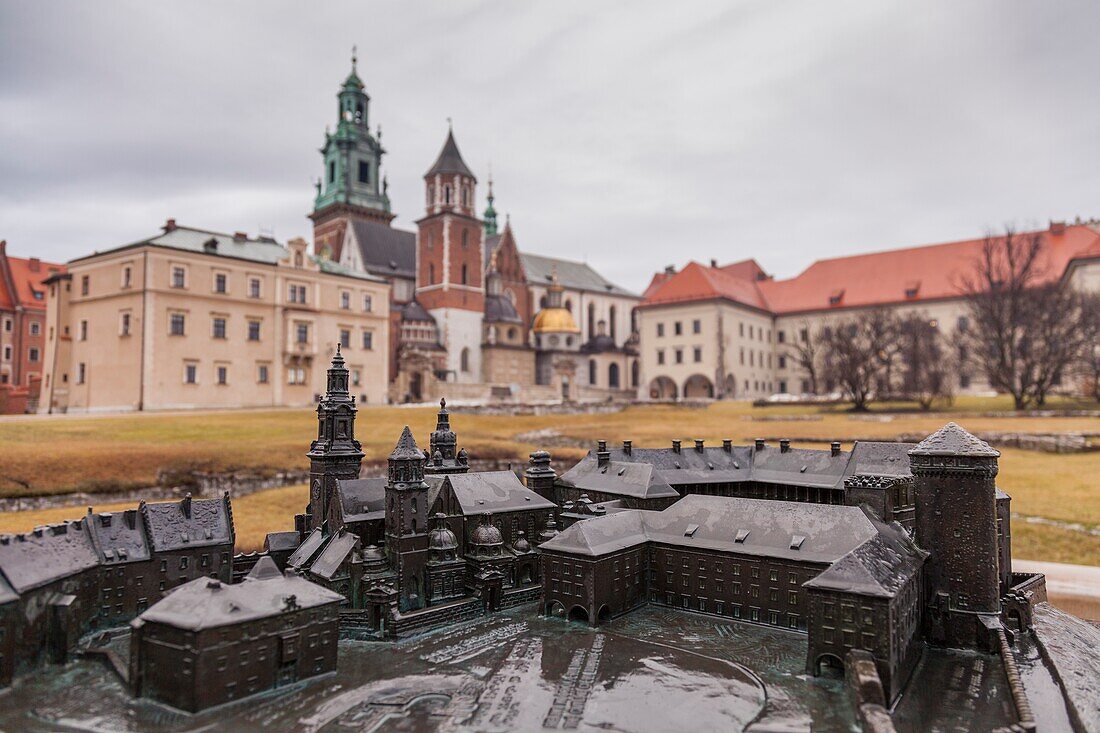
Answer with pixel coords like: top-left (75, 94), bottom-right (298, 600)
top-left (828, 289), bottom-right (844, 306)
top-left (904, 281), bottom-right (920, 299)
top-left (790, 535), bottom-right (806, 550)
top-left (734, 529), bottom-right (750, 543)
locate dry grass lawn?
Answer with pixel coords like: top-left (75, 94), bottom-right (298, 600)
top-left (0, 396), bottom-right (1096, 564)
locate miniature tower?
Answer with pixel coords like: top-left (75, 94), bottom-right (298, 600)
top-left (525, 450), bottom-right (557, 505)
top-left (306, 346), bottom-right (364, 534)
top-left (384, 426), bottom-right (430, 611)
top-left (425, 398), bottom-right (468, 475)
top-left (909, 422), bottom-right (1002, 649)
top-left (415, 124), bottom-right (485, 382)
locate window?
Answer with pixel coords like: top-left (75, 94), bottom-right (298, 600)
top-left (296, 323), bottom-right (309, 344)
top-left (462, 229), bottom-right (469, 249)
top-left (171, 266), bottom-right (186, 289)
top-left (692, 319), bottom-right (701, 334)
top-left (120, 312), bottom-right (131, 336)
top-left (357, 160), bottom-right (369, 183)
top-left (656, 323), bottom-right (665, 337)
top-left (1, 346), bottom-right (10, 361)
top-left (362, 331), bottom-right (373, 350)
top-left (460, 347), bottom-right (470, 373)
top-left (461, 264), bottom-right (468, 284)
top-left (121, 266), bottom-right (132, 288)
top-left (28, 347), bottom-right (39, 362)
top-left (80, 275), bottom-right (89, 295)
top-left (351, 368), bottom-right (361, 386)
top-left (340, 291), bottom-right (350, 309)
top-left (328, 160), bottom-right (335, 183)
top-left (2, 319), bottom-right (9, 332)
top-left (248, 320), bottom-right (261, 341)
top-left (214, 273), bottom-right (227, 294)
top-left (29, 321), bottom-right (41, 336)
top-left (258, 364), bottom-right (269, 383)
top-left (693, 347), bottom-right (702, 362)
top-left (340, 329), bottom-right (351, 348)
top-left (79, 320), bottom-right (88, 341)
top-left (674, 349), bottom-right (683, 364)
top-left (363, 294), bottom-right (373, 312)
top-left (778, 355), bottom-right (787, 369)
top-left (166, 313), bottom-right (185, 336)
top-left (777, 330), bottom-right (785, 343)
top-left (249, 277), bottom-right (261, 298)
top-left (657, 350), bottom-right (665, 365)
top-left (77, 363), bottom-right (86, 384)
top-left (184, 363), bottom-right (198, 384)
top-left (674, 321), bottom-right (682, 336)
top-left (800, 328), bottom-right (808, 343)
top-left (444, 185), bottom-right (453, 205)
top-left (179, 557), bottom-right (189, 570)
top-left (212, 317), bottom-right (227, 339)
top-left (288, 284), bottom-right (308, 304)
top-left (429, 264), bottom-right (436, 284)
top-left (288, 366), bottom-right (307, 385)
top-left (216, 366), bottom-right (228, 385)
top-left (957, 316), bottom-right (969, 332)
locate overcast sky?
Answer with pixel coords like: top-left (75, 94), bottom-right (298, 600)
top-left (2, 1), bottom-right (1098, 292)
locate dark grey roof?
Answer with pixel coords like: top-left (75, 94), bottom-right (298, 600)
top-left (348, 219), bottom-right (417, 280)
top-left (390, 426), bottom-right (424, 460)
top-left (751, 445), bottom-right (850, 490)
top-left (309, 531), bottom-right (359, 581)
top-left (0, 520), bottom-right (99, 593)
top-left (847, 441), bottom-right (915, 478)
top-left (444, 471), bottom-right (556, 515)
top-left (85, 509), bottom-right (151, 565)
top-left (287, 528), bottom-right (326, 569)
top-left (910, 422), bottom-right (999, 457)
top-left (137, 559), bottom-right (342, 631)
top-left (484, 294), bottom-right (522, 323)
top-left (263, 531), bottom-right (300, 553)
top-left (581, 334), bottom-right (618, 353)
top-left (401, 299), bottom-right (436, 323)
top-left (425, 130), bottom-right (475, 178)
top-left (559, 459), bottom-right (679, 500)
top-left (521, 253), bottom-right (636, 297)
top-left (0, 574), bottom-right (17, 605)
top-left (142, 496), bottom-right (232, 552)
top-left (601, 445), bottom-right (756, 486)
top-left (337, 477), bottom-right (387, 523)
top-left (541, 495), bottom-right (881, 564)
top-left (804, 522), bottom-right (927, 598)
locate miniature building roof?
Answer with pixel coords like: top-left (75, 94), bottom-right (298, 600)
top-left (287, 528), bottom-right (327, 569)
top-left (85, 508), bottom-right (151, 565)
top-left (336, 477), bottom-right (388, 523)
top-left (847, 441), bottom-right (915, 478)
top-left (521, 253), bottom-right (636, 297)
top-left (0, 574), bottom-right (17, 605)
top-left (348, 219), bottom-right (417, 280)
top-left (142, 496), bottom-right (232, 552)
top-left (390, 426), bottom-right (424, 460)
top-left (558, 460), bottom-right (680, 500)
top-left (0, 521), bottom-right (100, 593)
top-left (541, 495), bottom-right (887, 565)
top-left (599, 445), bottom-right (757, 486)
top-left (484, 293), bottom-right (523, 324)
top-left (803, 525), bottom-right (927, 598)
top-left (425, 129), bottom-right (475, 178)
top-left (909, 422), bottom-right (999, 457)
top-left (444, 471), bottom-right (556, 515)
top-left (309, 531), bottom-right (359, 581)
top-left (137, 558), bottom-right (343, 631)
top-left (401, 299), bottom-right (437, 324)
top-left (750, 445), bottom-right (851, 490)
top-left (263, 531), bottom-right (300, 553)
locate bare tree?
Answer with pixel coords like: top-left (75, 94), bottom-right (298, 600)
top-left (785, 322), bottom-right (822, 395)
top-left (819, 309), bottom-right (897, 411)
top-left (897, 314), bottom-right (954, 410)
top-left (957, 228), bottom-right (1099, 409)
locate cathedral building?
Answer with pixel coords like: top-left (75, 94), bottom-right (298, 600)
top-left (312, 56), bottom-right (640, 403)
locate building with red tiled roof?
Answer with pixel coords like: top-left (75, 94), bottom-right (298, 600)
top-left (635, 222), bottom-right (1100, 401)
top-left (0, 240), bottom-right (65, 413)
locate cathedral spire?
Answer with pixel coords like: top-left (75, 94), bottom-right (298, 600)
top-left (483, 169), bottom-right (498, 236)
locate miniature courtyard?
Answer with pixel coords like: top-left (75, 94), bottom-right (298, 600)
top-left (0, 604), bottom-right (1023, 733)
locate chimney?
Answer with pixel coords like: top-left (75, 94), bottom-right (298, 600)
top-left (694, 439), bottom-right (705, 453)
top-left (163, 218), bottom-right (177, 232)
top-left (1049, 220), bottom-right (1066, 235)
top-left (233, 231), bottom-right (248, 241)
top-left (0, 240), bottom-right (5, 255)
top-left (722, 439), bottom-right (732, 452)
top-left (780, 439), bottom-right (790, 453)
top-left (672, 439), bottom-right (681, 454)
top-left (754, 438), bottom-right (765, 451)
top-left (710, 258), bottom-right (718, 268)
top-left (28, 257), bottom-right (40, 273)
top-left (622, 440), bottom-right (632, 456)
top-left (664, 265), bottom-right (676, 275)
top-left (181, 493), bottom-right (192, 519)
top-left (831, 441), bottom-right (842, 457)
top-left (597, 440), bottom-right (610, 467)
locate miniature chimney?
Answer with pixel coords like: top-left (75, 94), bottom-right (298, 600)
top-left (754, 438), bottom-right (765, 450)
top-left (181, 493), bottom-right (192, 519)
top-left (722, 439), bottom-right (732, 453)
top-left (622, 440), bottom-right (632, 456)
top-left (780, 439), bottom-right (791, 453)
top-left (831, 441), bottom-right (841, 457)
top-left (597, 440), bottom-right (610, 467)
top-left (694, 439), bottom-right (705, 453)
top-left (672, 439), bottom-right (681, 454)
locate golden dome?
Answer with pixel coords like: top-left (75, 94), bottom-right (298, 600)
top-left (533, 307), bottom-right (580, 334)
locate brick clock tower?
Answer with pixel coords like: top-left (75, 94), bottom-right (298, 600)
top-left (416, 126), bottom-right (485, 382)
top-left (309, 50), bottom-right (395, 261)
top-left (384, 426), bottom-right (430, 612)
top-left (307, 346), bottom-right (364, 533)
top-left (910, 422), bottom-right (1002, 650)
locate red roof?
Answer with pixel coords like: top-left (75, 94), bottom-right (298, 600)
top-left (642, 224), bottom-right (1100, 314)
top-left (0, 248), bottom-right (66, 311)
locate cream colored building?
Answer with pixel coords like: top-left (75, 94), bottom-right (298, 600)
top-left (39, 221), bottom-right (390, 413)
top-left (638, 222), bottom-right (1100, 401)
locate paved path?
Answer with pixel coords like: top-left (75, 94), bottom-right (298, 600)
top-left (1015, 559), bottom-right (1100, 621)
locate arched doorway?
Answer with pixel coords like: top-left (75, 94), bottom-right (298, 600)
top-left (546, 601), bottom-right (566, 617)
top-left (517, 563), bottom-right (535, 586)
top-left (409, 372), bottom-right (422, 402)
top-left (597, 605), bottom-right (611, 623)
top-left (815, 653), bottom-right (845, 679)
top-left (568, 605), bottom-right (590, 624)
top-left (683, 374), bottom-right (715, 399)
top-left (608, 363), bottom-right (620, 389)
top-left (649, 376), bottom-right (678, 401)
top-left (723, 374), bottom-right (736, 399)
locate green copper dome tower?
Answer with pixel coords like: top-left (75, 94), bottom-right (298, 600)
top-left (483, 171), bottom-right (498, 236)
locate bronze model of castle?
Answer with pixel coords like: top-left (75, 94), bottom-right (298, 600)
top-left (0, 349), bottom-right (1059, 722)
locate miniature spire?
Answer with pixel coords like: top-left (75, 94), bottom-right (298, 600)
top-left (483, 166), bottom-right (498, 236)
top-left (390, 425), bottom-right (422, 460)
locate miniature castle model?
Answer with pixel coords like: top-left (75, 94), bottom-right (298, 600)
top-left (0, 348), bottom-right (1061, 722)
